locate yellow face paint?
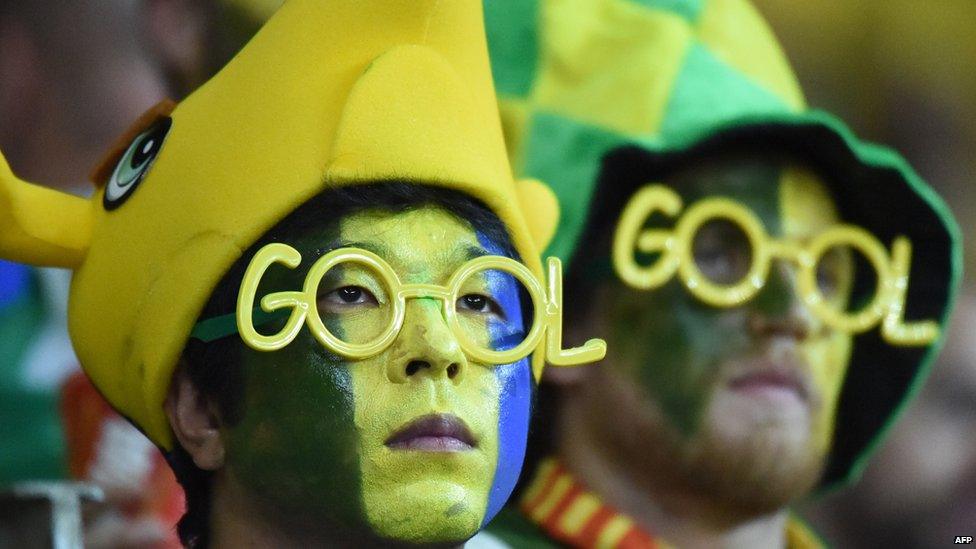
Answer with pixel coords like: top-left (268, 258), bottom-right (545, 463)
top-left (779, 166), bottom-right (853, 455)
top-left (339, 208), bottom-right (500, 542)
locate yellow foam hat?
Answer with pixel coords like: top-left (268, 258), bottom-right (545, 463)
top-left (0, 0), bottom-right (559, 449)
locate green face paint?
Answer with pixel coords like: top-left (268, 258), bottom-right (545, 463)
top-left (223, 206), bottom-right (529, 543)
top-left (604, 155), bottom-right (853, 450)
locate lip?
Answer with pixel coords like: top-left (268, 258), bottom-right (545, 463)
top-left (385, 413), bottom-right (477, 452)
top-left (727, 365), bottom-right (810, 403)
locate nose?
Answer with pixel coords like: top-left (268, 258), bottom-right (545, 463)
top-left (748, 261), bottom-right (816, 340)
top-left (387, 299), bottom-right (467, 384)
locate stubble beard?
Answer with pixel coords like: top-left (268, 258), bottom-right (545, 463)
top-left (657, 387), bottom-right (828, 520)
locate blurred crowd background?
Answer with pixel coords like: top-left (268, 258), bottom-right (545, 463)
top-left (0, 1), bottom-right (971, 547)
top-left (752, 2), bottom-right (976, 547)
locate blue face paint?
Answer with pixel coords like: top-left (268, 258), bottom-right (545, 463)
top-left (476, 231), bottom-right (533, 525)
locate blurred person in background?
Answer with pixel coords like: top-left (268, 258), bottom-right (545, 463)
top-left (143, 0), bottom-right (282, 97)
top-left (0, 1), bottom-right (284, 545)
top-left (750, 3), bottom-right (976, 547)
top-left (0, 1), bottom-right (204, 546)
top-left (0, 0), bottom-right (167, 490)
top-left (480, 0), bottom-right (961, 547)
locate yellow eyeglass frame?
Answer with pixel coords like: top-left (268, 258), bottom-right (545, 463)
top-left (612, 184), bottom-right (939, 346)
top-left (237, 243), bottom-right (606, 366)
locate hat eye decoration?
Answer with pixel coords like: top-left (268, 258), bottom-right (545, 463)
top-left (104, 117), bottom-right (172, 210)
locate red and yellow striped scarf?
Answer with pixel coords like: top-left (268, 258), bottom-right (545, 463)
top-left (518, 458), bottom-right (822, 549)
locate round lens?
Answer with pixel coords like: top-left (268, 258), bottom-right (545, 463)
top-left (815, 246), bottom-right (854, 303)
top-left (675, 197), bottom-right (769, 308)
top-left (691, 218), bottom-right (753, 286)
top-left (800, 226), bottom-right (887, 333)
top-left (452, 266), bottom-right (534, 360)
top-left (315, 259), bottom-right (394, 347)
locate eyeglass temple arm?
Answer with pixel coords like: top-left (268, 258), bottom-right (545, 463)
top-left (544, 257), bottom-right (607, 366)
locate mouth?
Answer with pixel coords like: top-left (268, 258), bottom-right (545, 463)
top-left (385, 413), bottom-right (477, 452)
top-left (727, 365), bottom-right (810, 404)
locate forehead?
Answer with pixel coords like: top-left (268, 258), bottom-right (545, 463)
top-left (665, 154), bottom-right (842, 237)
top-left (338, 206), bottom-right (483, 271)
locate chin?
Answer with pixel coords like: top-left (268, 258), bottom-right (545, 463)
top-left (366, 479), bottom-right (487, 544)
top-left (678, 387), bottom-right (827, 516)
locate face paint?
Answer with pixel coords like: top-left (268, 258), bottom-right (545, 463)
top-left (605, 157), bottom-right (853, 453)
top-left (225, 226), bottom-right (602, 367)
top-left (474, 232), bottom-right (532, 526)
top-left (224, 222), bottom-right (367, 533)
top-left (607, 157), bottom-right (785, 434)
top-left (224, 207), bottom-right (531, 543)
top-left (779, 166), bottom-right (853, 455)
top-left (593, 156), bottom-right (860, 509)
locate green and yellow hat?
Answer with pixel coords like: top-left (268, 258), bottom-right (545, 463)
top-left (485, 0), bottom-right (962, 489)
top-left (0, 0), bottom-right (560, 449)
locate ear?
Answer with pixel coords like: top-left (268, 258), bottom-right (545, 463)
top-left (516, 178), bottom-right (560, 252)
top-left (0, 149), bottom-right (93, 268)
top-left (164, 364), bottom-right (226, 470)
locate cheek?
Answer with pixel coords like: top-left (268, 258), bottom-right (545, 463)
top-left (608, 285), bottom-right (747, 435)
top-left (482, 357), bottom-right (533, 526)
top-left (469, 271), bottom-right (533, 524)
top-left (225, 341), bottom-right (365, 523)
top-left (806, 332), bottom-right (853, 452)
top-left (471, 258), bottom-right (533, 519)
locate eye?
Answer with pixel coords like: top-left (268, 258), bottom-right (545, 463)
top-left (457, 293), bottom-right (506, 320)
top-left (319, 286), bottom-right (379, 312)
top-left (691, 219), bottom-right (752, 285)
top-left (338, 287), bottom-right (364, 303)
top-left (815, 247), bottom-right (851, 299)
top-left (103, 117), bottom-right (172, 210)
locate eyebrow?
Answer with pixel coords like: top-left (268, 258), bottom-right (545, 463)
top-left (463, 245), bottom-right (490, 260)
top-left (318, 241), bottom-right (491, 262)
top-left (315, 240), bottom-right (392, 258)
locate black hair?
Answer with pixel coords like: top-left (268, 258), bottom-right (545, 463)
top-left (167, 182), bottom-right (521, 548)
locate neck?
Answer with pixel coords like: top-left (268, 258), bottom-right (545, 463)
top-left (555, 384), bottom-right (790, 549)
top-left (209, 472), bottom-right (308, 549)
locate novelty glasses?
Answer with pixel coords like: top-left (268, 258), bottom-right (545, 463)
top-left (612, 184), bottom-right (939, 346)
top-left (192, 243), bottom-right (606, 366)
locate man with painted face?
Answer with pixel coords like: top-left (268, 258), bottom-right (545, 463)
top-left (0, 1), bottom-right (607, 547)
top-left (481, 0), bottom-right (961, 547)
